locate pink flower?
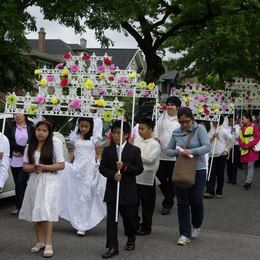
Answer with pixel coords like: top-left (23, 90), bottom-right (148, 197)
top-left (119, 76), bottom-right (128, 85)
top-left (97, 65), bottom-right (106, 74)
top-left (35, 95), bottom-right (45, 104)
top-left (109, 64), bottom-right (116, 71)
top-left (55, 63), bottom-right (64, 69)
top-left (221, 103), bottom-right (228, 110)
top-left (46, 75), bottom-right (54, 82)
top-left (127, 89), bottom-right (134, 96)
top-left (198, 96), bottom-right (205, 102)
top-left (70, 99), bottom-right (81, 110)
top-left (141, 90), bottom-right (150, 97)
top-left (98, 87), bottom-right (106, 95)
top-left (171, 87), bottom-right (177, 93)
top-left (215, 94), bottom-right (221, 101)
top-left (70, 64), bottom-right (80, 73)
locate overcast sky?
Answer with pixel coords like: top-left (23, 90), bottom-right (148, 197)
top-left (26, 6), bottom-right (138, 48)
top-left (26, 6), bottom-right (179, 60)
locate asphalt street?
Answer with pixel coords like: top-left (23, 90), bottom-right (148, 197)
top-left (0, 168), bottom-right (259, 260)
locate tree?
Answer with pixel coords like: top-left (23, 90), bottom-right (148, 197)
top-left (36, 0), bottom-right (257, 83)
top-left (164, 6), bottom-right (260, 88)
top-left (0, 0), bottom-right (37, 93)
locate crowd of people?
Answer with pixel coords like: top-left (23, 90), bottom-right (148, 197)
top-left (0, 97), bottom-right (259, 258)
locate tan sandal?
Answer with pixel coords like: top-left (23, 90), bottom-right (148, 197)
top-left (30, 242), bottom-right (45, 253)
top-left (43, 244), bottom-right (53, 258)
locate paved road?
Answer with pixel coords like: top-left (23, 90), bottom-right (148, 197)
top-left (0, 168), bottom-right (259, 260)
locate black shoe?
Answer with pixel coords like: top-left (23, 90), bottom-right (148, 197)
top-left (137, 230), bottom-right (151, 236)
top-left (161, 208), bottom-right (170, 215)
top-left (102, 248), bottom-right (119, 259)
top-left (244, 183), bottom-right (251, 189)
top-left (125, 238), bottom-right (135, 251)
top-left (231, 181), bottom-right (237, 185)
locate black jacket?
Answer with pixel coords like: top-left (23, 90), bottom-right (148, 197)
top-left (5, 122), bottom-right (33, 158)
top-left (99, 142), bottom-right (143, 205)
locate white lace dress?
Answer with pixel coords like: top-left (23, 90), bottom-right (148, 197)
top-left (59, 137), bottom-right (106, 231)
top-left (19, 140), bottom-right (65, 222)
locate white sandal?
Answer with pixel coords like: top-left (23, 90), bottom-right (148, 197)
top-left (30, 242), bottom-right (45, 253)
top-left (43, 244), bottom-right (53, 258)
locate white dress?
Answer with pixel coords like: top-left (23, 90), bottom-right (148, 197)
top-left (19, 140), bottom-right (65, 222)
top-left (59, 137), bottom-right (106, 231)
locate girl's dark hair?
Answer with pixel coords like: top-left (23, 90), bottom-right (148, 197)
top-left (196, 120), bottom-right (210, 132)
top-left (219, 115), bottom-right (225, 125)
top-left (139, 118), bottom-right (155, 130)
top-left (76, 117), bottom-right (94, 140)
top-left (177, 107), bottom-right (194, 120)
top-left (27, 121), bottom-right (54, 165)
top-left (111, 120), bottom-right (131, 135)
top-left (242, 111), bottom-right (252, 121)
top-left (166, 96), bottom-right (182, 108)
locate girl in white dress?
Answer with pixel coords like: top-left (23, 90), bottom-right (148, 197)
top-left (59, 117), bottom-right (106, 236)
top-left (19, 120), bottom-right (65, 258)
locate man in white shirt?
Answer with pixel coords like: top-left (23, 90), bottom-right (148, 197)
top-left (204, 116), bottom-right (235, 198)
top-left (155, 96), bottom-right (181, 215)
top-left (0, 133), bottom-right (10, 193)
top-left (226, 115), bottom-right (240, 185)
top-left (134, 118), bottom-right (161, 235)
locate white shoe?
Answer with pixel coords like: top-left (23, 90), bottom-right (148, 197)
top-left (177, 235), bottom-right (191, 245)
top-left (191, 228), bottom-right (200, 238)
top-left (77, 230), bottom-right (86, 236)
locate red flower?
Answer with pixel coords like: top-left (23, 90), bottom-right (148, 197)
top-left (103, 57), bottom-right (112, 65)
top-left (204, 108), bottom-right (210, 116)
top-left (64, 53), bottom-right (71, 59)
top-left (108, 76), bottom-right (115, 81)
top-left (82, 54), bottom-right (91, 61)
top-left (161, 104), bottom-right (168, 110)
top-left (203, 104), bottom-right (208, 109)
top-left (60, 79), bottom-right (69, 87)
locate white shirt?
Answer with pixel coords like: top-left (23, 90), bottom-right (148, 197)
top-left (0, 133), bottom-right (10, 189)
top-left (226, 124), bottom-right (240, 145)
top-left (116, 141), bottom-right (127, 159)
top-left (134, 138), bottom-right (161, 186)
top-left (208, 125), bottom-right (235, 157)
top-left (156, 113), bottom-right (180, 161)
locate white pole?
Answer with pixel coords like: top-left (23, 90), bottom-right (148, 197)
top-left (207, 118), bottom-right (220, 181)
top-left (115, 117), bottom-right (124, 222)
top-left (154, 98), bottom-right (158, 136)
top-left (231, 112), bottom-right (235, 164)
top-left (130, 87), bottom-right (136, 138)
top-left (0, 116), bottom-right (7, 151)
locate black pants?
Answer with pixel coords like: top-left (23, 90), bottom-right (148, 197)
top-left (137, 183), bottom-right (156, 232)
top-left (156, 160), bottom-right (175, 209)
top-left (106, 202), bottom-right (137, 250)
top-left (11, 167), bottom-right (28, 210)
top-left (206, 156), bottom-right (227, 196)
top-left (226, 145), bottom-right (240, 183)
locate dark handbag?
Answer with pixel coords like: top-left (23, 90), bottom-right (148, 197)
top-left (172, 131), bottom-right (197, 188)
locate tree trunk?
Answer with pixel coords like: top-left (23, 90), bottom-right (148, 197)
top-left (144, 52), bottom-right (165, 83)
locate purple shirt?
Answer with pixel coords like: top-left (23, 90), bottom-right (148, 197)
top-left (10, 125), bottom-right (28, 168)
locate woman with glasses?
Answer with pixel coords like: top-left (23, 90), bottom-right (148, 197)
top-left (166, 107), bottom-right (211, 245)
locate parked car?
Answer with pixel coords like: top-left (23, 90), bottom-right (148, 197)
top-left (0, 114), bottom-right (15, 199)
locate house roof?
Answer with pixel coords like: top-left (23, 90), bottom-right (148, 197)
top-left (28, 39), bottom-right (141, 70)
top-left (159, 70), bottom-right (178, 82)
top-left (28, 39), bottom-right (76, 55)
top-left (68, 46), bottom-right (139, 70)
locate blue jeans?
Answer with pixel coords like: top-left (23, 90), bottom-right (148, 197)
top-left (174, 170), bottom-right (206, 237)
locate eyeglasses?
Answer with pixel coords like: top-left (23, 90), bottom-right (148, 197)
top-left (179, 119), bottom-right (192, 125)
